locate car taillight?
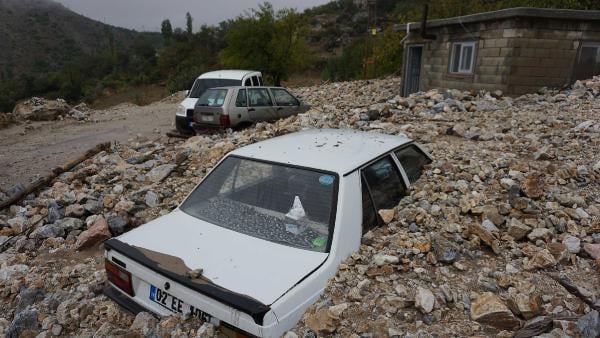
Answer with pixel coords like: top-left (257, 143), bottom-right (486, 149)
top-left (219, 115), bottom-right (230, 128)
top-left (105, 259), bottom-right (134, 296)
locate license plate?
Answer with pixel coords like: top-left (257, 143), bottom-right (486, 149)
top-left (201, 115), bottom-right (214, 122)
top-left (149, 285), bottom-right (214, 322)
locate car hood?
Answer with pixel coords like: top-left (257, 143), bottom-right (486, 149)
top-left (180, 97), bottom-right (198, 109)
top-left (116, 209), bottom-right (328, 305)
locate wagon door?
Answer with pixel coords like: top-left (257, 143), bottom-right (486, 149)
top-left (247, 88), bottom-right (277, 122)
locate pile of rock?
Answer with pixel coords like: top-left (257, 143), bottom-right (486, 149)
top-left (10, 97), bottom-right (94, 122)
top-left (12, 97), bottom-right (71, 121)
top-left (1, 76), bottom-right (599, 337)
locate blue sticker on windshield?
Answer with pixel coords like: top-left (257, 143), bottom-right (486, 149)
top-left (319, 175), bottom-right (334, 186)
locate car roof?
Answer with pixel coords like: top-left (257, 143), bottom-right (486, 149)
top-left (198, 70), bottom-right (261, 80)
top-left (230, 129), bottom-right (413, 175)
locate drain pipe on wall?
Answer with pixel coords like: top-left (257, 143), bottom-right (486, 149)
top-left (400, 22), bottom-right (412, 45)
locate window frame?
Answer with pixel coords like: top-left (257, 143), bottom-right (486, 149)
top-left (359, 154), bottom-right (409, 229)
top-left (356, 143), bottom-right (432, 232)
top-left (247, 88), bottom-right (273, 107)
top-left (394, 144), bottom-right (433, 184)
top-left (235, 88), bottom-right (248, 107)
top-left (270, 88), bottom-right (300, 107)
top-left (449, 41), bottom-right (476, 74)
top-left (579, 41), bottom-right (600, 63)
top-left (179, 154), bottom-right (340, 253)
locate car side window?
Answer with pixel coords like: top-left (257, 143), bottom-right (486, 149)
top-left (235, 89), bottom-right (247, 107)
top-left (252, 76), bottom-right (259, 86)
top-left (395, 145), bottom-right (432, 183)
top-left (362, 156), bottom-right (407, 211)
top-left (361, 176), bottom-right (378, 234)
top-left (271, 88), bottom-right (299, 106)
top-left (258, 76), bottom-right (264, 86)
top-left (248, 88), bottom-right (272, 107)
top-left (244, 78), bottom-right (252, 86)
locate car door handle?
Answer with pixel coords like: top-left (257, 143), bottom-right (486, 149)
top-left (248, 108), bottom-right (255, 112)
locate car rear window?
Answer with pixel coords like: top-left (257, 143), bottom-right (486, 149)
top-left (197, 89), bottom-right (228, 107)
top-left (189, 78), bottom-right (240, 98)
top-left (395, 145), bottom-right (431, 183)
top-left (362, 156), bottom-right (407, 211)
top-left (180, 157), bottom-right (338, 252)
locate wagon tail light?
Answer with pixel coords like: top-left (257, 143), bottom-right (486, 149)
top-left (219, 115), bottom-right (230, 128)
top-left (105, 259), bottom-right (134, 296)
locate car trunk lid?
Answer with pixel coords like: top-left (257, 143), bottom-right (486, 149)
top-left (114, 209), bottom-right (328, 306)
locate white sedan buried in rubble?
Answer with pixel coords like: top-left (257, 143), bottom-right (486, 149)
top-left (103, 129), bottom-right (432, 337)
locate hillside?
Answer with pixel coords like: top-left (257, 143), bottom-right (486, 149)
top-left (0, 0), bottom-right (160, 80)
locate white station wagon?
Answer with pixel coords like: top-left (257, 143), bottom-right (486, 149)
top-left (103, 129), bottom-right (432, 337)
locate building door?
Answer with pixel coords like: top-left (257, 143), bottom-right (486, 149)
top-left (573, 42), bottom-right (600, 81)
top-left (404, 45), bottom-right (423, 96)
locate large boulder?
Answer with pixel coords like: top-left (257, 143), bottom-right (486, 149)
top-left (75, 216), bottom-right (111, 250)
top-left (470, 292), bottom-right (521, 330)
top-left (12, 97), bottom-right (70, 121)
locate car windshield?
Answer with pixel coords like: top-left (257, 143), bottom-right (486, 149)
top-left (197, 89), bottom-right (228, 107)
top-left (180, 157), bottom-right (337, 253)
top-left (188, 78), bottom-right (241, 98)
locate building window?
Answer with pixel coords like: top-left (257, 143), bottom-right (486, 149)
top-left (449, 41), bottom-right (475, 74)
top-left (580, 42), bottom-right (600, 64)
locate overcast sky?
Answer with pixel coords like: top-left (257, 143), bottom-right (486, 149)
top-left (55, 0), bottom-right (329, 32)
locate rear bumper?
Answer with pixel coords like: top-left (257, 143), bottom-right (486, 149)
top-left (191, 122), bottom-right (225, 130)
top-left (103, 285), bottom-right (153, 316)
top-left (175, 115), bottom-right (194, 133)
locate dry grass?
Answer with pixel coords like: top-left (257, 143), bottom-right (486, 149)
top-left (0, 113), bottom-right (15, 129)
top-left (89, 84), bottom-right (170, 110)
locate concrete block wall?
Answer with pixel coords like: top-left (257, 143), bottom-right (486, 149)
top-left (403, 16), bottom-right (600, 96)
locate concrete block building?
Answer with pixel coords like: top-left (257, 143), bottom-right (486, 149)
top-left (397, 8), bottom-right (600, 96)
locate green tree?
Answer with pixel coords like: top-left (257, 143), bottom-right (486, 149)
top-left (219, 2), bottom-right (311, 85)
top-left (161, 19), bottom-right (173, 42)
top-left (186, 12), bottom-right (193, 35)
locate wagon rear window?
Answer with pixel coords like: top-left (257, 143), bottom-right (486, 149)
top-left (180, 157), bottom-right (337, 252)
top-left (197, 89), bottom-right (228, 107)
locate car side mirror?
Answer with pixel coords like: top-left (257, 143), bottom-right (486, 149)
top-left (185, 90), bottom-right (190, 97)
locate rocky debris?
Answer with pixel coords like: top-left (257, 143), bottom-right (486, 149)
top-left (378, 208), bottom-right (395, 224)
top-left (12, 97), bottom-right (70, 121)
top-left (577, 310), bottom-right (599, 338)
top-left (5, 308), bottom-right (39, 338)
top-left (146, 163), bottom-right (177, 183)
top-left (414, 287), bottom-right (435, 314)
top-left (68, 103), bottom-right (91, 121)
top-left (75, 215), bottom-right (111, 250)
top-left (508, 218), bottom-right (532, 240)
top-left (583, 243), bottom-right (600, 260)
top-left (471, 292), bottom-right (521, 330)
top-left (1, 76), bottom-right (600, 337)
top-left (106, 215), bottom-right (127, 235)
top-left (130, 312), bottom-right (157, 336)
